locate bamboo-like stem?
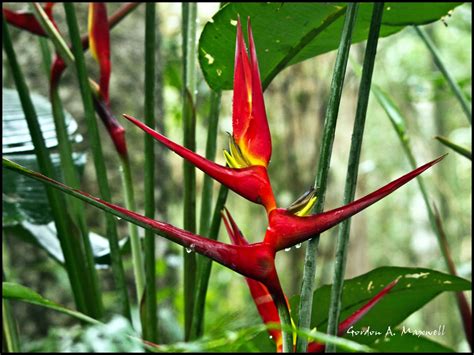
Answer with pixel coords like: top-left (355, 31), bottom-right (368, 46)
top-left (2, 265), bottom-right (20, 352)
top-left (45, 42), bottom-right (104, 318)
top-left (190, 90), bottom-right (222, 340)
top-left (182, 2), bottom-right (198, 340)
top-left (295, 4), bottom-right (359, 352)
top-left (192, 185), bottom-right (228, 339)
top-left (37, 37), bottom-right (51, 78)
top-left (325, 4), bottom-right (384, 352)
top-left (3, 15), bottom-right (88, 314)
top-left (414, 26), bottom-right (471, 124)
top-left (142, 2), bottom-right (158, 344)
top-left (119, 156), bottom-right (145, 304)
top-left (63, 3), bottom-right (131, 322)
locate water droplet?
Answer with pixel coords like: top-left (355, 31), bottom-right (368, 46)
top-left (265, 48), bottom-right (269, 52)
top-left (216, 69), bottom-right (222, 76)
top-left (269, 335), bottom-right (273, 339)
top-left (284, 247), bottom-right (291, 252)
top-left (186, 248), bottom-right (192, 254)
top-left (295, 243), bottom-right (302, 249)
top-left (230, 19), bottom-right (237, 26)
top-left (116, 216), bottom-right (122, 221)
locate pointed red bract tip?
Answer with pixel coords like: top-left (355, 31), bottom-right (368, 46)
top-left (265, 155), bottom-right (446, 250)
top-left (89, 3), bottom-right (111, 104)
top-left (95, 99), bottom-right (128, 157)
top-left (123, 114), bottom-right (277, 212)
top-left (232, 17), bottom-right (272, 167)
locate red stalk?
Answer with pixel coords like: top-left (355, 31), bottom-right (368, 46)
top-left (222, 209), bottom-right (282, 349)
top-left (265, 155), bottom-right (446, 250)
top-left (123, 114), bottom-right (277, 212)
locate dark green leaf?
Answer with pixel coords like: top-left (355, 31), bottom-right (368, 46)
top-left (371, 331), bottom-right (455, 352)
top-left (290, 266), bottom-right (471, 345)
top-left (198, 3), bottom-right (462, 90)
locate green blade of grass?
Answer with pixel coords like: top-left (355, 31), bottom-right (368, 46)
top-left (142, 2), bottom-right (158, 344)
top-left (434, 136), bottom-right (471, 160)
top-left (296, 4), bottom-right (359, 352)
top-left (325, 3), bottom-right (384, 352)
top-left (192, 184), bottom-right (228, 339)
top-left (63, 3), bottom-right (131, 322)
top-left (182, 2), bottom-right (198, 340)
top-left (414, 26), bottom-right (471, 125)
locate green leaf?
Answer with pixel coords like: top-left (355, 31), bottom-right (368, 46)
top-left (198, 2), bottom-right (462, 91)
top-left (371, 331), bottom-right (455, 352)
top-left (2, 282), bottom-right (100, 325)
top-left (435, 136), bottom-right (472, 161)
top-left (290, 266), bottom-right (471, 345)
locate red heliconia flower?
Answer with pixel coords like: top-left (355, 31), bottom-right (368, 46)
top-left (5, 2), bottom-right (127, 157)
top-left (221, 207), bottom-right (399, 353)
top-left (264, 155), bottom-right (446, 251)
top-left (123, 114), bottom-right (277, 213)
top-left (122, 17), bottom-right (278, 212)
top-left (88, 3), bottom-right (111, 105)
top-left (3, 3), bottom-right (56, 36)
top-left (228, 17), bottom-right (271, 168)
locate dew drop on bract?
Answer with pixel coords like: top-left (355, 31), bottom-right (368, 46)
top-left (284, 247), bottom-right (291, 252)
top-left (295, 243), bottom-right (302, 249)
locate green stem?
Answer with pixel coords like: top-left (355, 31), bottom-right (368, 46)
top-left (2, 266), bottom-right (20, 352)
top-left (276, 298), bottom-right (293, 353)
top-left (48, 57), bottom-right (104, 318)
top-left (295, 4), bottom-right (359, 352)
top-left (182, 2), bottom-right (198, 340)
top-left (63, 3), bottom-right (131, 322)
top-left (3, 15), bottom-right (88, 314)
top-left (414, 26), bottom-right (471, 124)
top-left (191, 185), bottom-right (228, 339)
top-left (30, 3), bottom-right (74, 66)
top-left (142, 2), bottom-right (158, 344)
top-left (325, 4), bottom-right (384, 352)
top-left (119, 156), bottom-right (145, 305)
top-left (37, 37), bottom-right (51, 78)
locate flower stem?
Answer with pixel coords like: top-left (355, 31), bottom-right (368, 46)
top-left (295, 4), bottom-right (358, 352)
top-left (182, 2), bottom-right (198, 340)
top-left (63, 3), bottom-right (131, 322)
top-left (325, 3), bottom-right (384, 352)
top-left (414, 26), bottom-right (471, 124)
top-left (192, 185), bottom-right (228, 339)
top-left (142, 2), bottom-right (158, 344)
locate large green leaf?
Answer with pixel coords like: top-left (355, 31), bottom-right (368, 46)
top-left (198, 3), bottom-right (462, 91)
top-left (2, 282), bottom-right (100, 325)
top-left (289, 266), bottom-right (471, 347)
